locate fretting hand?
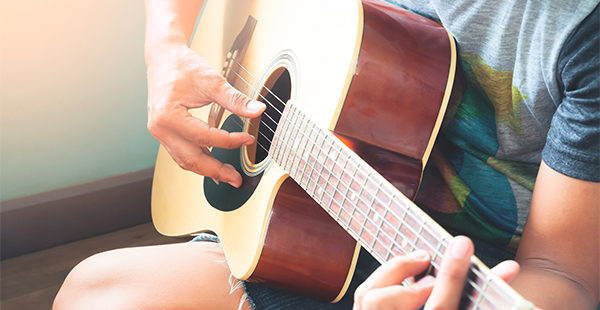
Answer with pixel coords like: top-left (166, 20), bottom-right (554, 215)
top-left (353, 236), bottom-right (520, 310)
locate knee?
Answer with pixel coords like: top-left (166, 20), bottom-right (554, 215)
top-left (53, 249), bottom-right (135, 310)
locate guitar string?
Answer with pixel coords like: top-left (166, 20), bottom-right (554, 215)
top-left (214, 62), bottom-right (515, 307)
top-left (224, 64), bottom-right (515, 307)
top-left (230, 82), bottom-right (509, 309)
top-left (277, 106), bottom-right (520, 309)
top-left (274, 116), bottom-right (511, 308)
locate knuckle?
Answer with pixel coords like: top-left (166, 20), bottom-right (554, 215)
top-left (230, 90), bottom-right (250, 107)
top-left (354, 285), bottom-right (367, 305)
top-left (215, 164), bottom-right (232, 181)
top-left (175, 157), bottom-right (195, 172)
top-left (147, 106), bottom-right (170, 134)
top-left (360, 290), bottom-right (382, 310)
top-left (437, 266), bottom-right (467, 286)
top-left (146, 119), bottom-right (158, 136)
top-left (196, 132), bottom-right (210, 146)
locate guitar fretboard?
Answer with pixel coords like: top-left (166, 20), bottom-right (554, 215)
top-left (269, 102), bottom-right (533, 310)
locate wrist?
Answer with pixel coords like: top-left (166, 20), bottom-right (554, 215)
top-left (145, 38), bottom-right (189, 68)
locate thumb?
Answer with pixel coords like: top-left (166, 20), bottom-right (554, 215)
top-left (490, 260), bottom-right (520, 283)
top-left (211, 80), bottom-right (266, 118)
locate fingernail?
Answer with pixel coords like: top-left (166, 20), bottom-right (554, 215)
top-left (247, 101), bottom-right (265, 113)
top-left (451, 236), bottom-right (471, 259)
top-left (409, 250), bottom-right (429, 261)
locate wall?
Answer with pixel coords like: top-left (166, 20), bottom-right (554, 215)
top-left (0, 0), bottom-right (158, 202)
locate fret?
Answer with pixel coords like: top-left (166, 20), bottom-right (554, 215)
top-left (430, 236), bottom-right (446, 270)
top-left (270, 117), bottom-right (280, 161)
top-left (293, 122), bottom-right (308, 181)
top-left (287, 111), bottom-right (305, 172)
top-left (289, 113), bottom-right (305, 179)
top-left (350, 205), bottom-right (366, 234)
top-left (272, 107), bottom-right (288, 163)
top-left (320, 143), bottom-right (336, 211)
top-left (393, 195), bottom-right (411, 250)
top-left (334, 154), bottom-right (350, 220)
top-left (278, 105), bottom-right (295, 166)
top-left (338, 155), bottom-right (350, 219)
top-left (414, 218), bottom-right (426, 249)
top-left (304, 137), bottom-right (316, 191)
top-left (326, 149), bottom-right (342, 213)
top-left (323, 169), bottom-right (336, 212)
top-left (472, 268), bottom-right (514, 308)
top-left (304, 148), bottom-right (318, 197)
top-left (384, 202), bottom-right (398, 261)
top-left (279, 109), bottom-right (295, 165)
top-left (366, 174), bottom-right (377, 207)
top-left (339, 206), bottom-right (352, 229)
top-left (286, 112), bottom-right (298, 173)
top-left (375, 224), bottom-right (392, 259)
top-left (317, 136), bottom-right (332, 204)
top-left (315, 175), bottom-right (327, 206)
top-left (357, 204), bottom-right (370, 246)
top-left (279, 107), bottom-right (297, 170)
top-left (311, 127), bottom-right (323, 198)
top-left (302, 122), bottom-right (318, 189)
top-left (473, 274), bottom-right (493, 310)
top-left (310, 132), bottom-right (325, 197)
top-left (348, 202), bottom-right (359, 236)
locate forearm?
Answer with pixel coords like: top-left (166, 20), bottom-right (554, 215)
top-left (144, 0), bottom-right (205, 63)
top-left (512, 161), bottom-right (599, 309)
top-left (511, 263), bottom-right (597, 310)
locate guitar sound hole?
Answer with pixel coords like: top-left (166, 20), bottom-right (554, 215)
top-left (247, 68), bottom-right (291, 165)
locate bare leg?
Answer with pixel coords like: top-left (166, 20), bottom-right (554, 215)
top-left (53, 241), bottom-right (251, 310)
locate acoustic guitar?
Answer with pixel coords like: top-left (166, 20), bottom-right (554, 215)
top-left (151, 0), bottom-right (533, 308)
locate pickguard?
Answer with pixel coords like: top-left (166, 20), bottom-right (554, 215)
top-left (203, 115), bottom-right (263, 211)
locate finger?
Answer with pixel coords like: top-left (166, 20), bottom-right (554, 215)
top-left (163, 107), bottom-right (256, 149)
top-left (360, 250), bottom-right (430, 291)
top-left (162, 134), bottom-right (243, 187)
top-left (425, 236), bottom-right (473, 310)
top-left (210, 78), bottom-right (266, 118)
top-left (490, 260), bottom-right (520, 283)
top-left (357, 276), bottom-right (435, 310)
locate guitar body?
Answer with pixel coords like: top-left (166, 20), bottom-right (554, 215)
top-left (152, 0), bottom-right (456, 302)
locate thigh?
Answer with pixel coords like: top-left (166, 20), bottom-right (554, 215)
top-left (56, 241), bottom-right (250, 310)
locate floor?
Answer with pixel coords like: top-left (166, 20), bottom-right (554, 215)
top-left (1, 223), bottom-right (182, 309)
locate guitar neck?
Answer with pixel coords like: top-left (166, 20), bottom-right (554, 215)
top-left (269, 102), bottom-right (533, 310)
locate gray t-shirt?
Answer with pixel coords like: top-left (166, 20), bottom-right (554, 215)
top-left (392, 0), bottom-right (600, 250)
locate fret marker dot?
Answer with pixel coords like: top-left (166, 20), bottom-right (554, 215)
top-left (350, 192), bottom-right (357, 202)
top-left (372, 213), bottom-right (379, 222)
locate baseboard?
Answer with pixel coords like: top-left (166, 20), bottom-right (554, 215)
top-left (1, 168), bottom-right (155, 260)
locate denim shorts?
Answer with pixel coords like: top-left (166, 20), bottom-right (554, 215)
top-left (191, 233), bottom-right (514, 310)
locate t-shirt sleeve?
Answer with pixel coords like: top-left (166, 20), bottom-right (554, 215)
top-left (542, 4), bottom-right (600, 182)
